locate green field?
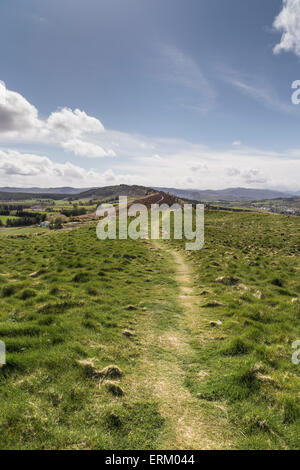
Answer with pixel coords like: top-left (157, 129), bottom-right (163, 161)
top-left (0, 215), bottom-right (19, 224)
top-left (0, 226), bottom-right (49, 237)
top-left (0, 210), bottom-right (300, 449)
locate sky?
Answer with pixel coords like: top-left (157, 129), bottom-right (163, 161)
top-left (1, 0), bottom-right (300, 190)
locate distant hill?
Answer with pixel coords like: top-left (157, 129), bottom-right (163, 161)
top-left (0, 185), bottom-right (298, 203)
top-left (0, 191), bottom-right (66, 201)
top-left (77, 184), bottom-right (154, 200)
top-left (0, 187), bottom-right (92, 195)
top-left (155, 187), bottom-right (296, 202)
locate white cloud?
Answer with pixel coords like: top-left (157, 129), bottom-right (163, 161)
top-left (0, 81), bottom-right (113, 158)
top-left (0, 149), bottom-right (85, 181)
top-left (116, 139), bottom-right (300, 190)
top-left (1, 141), bottom-right (300, 190)
top-left (226, 167), bottom-right (267, 184)
top-left (61, 139), bottom-right (116, 158)
top-left (0, 149), bottom-right (138, 187)
top-left (273, 0), bottom-right (300, 57)
top-left (46, 107), bottom-right (104, 137)
top-left (0, 81), bottom-right (42, 136)
top-left (242, 168), bottom-right (267, 184)
top-left (0, 81), bottom-right (300, 191)
top-left (226, 167), bottom-right (240, 177)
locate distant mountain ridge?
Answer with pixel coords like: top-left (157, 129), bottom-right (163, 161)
top-left (0, 185), bottom-right (298, 202)
top-left (0, 187), bottom-right (92, 195)
top-left (155, 187), bottom-right (297, 202)
top-left (78, 184), bottom-right (153, 200)
top-left (0, 185), bottom-right (154, 202)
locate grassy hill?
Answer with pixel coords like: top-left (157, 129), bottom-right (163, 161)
top-left (0, 192), bottom-right (67, 201)
top-left (0, 209), bottom-right (300, 449)
top-left (0, 187), bottom-right (92, 195)
top-left (77, 184), bottom-right (154, 201)
top-left (156, 187), bottom-right (294, 202)
top-left (0, 185), bottom-right (154, 203)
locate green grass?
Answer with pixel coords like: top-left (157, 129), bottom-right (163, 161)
top-left (170, 210), bottom-right (300, 450)
top-left (0, 226), bottom-right (48, 237)
top-left (0, 215), bottom-right (20, 224)
top-left (1, 209), bottom-right (300, 450)
top-left (0, 224), bottom-right (168, 449)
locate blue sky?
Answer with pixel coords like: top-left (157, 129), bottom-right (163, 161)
top-left (1, 0), bottom-right (300, 189)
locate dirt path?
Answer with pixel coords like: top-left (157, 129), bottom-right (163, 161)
top-left (128, 241), bottom-right (232, 450)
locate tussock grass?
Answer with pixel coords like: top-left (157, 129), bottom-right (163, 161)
top-left (1, 210), bottom-right (300, 449)
top-left (173, 211), bottom-right (300, 449)
top-left (0, 223), bottom-right (166, 449)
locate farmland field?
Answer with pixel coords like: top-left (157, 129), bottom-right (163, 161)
top-left (0, 210), bottom-right (300, 450)
top-left (0, 215), bottom-right (19, 224)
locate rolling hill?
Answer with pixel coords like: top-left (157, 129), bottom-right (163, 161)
top-left (155, 187), bottom-right (296, 202)
top-left (0, 185), bottom-right (298, 203)
top-left (0, 187), bottom-right (92, 195)
top-left (77, 184), bottom-right (154, 200)
top-left (0, 191), bottom-right (66, 201)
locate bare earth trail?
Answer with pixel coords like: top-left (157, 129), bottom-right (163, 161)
top-left (126, 240), bottom-right (233, 450)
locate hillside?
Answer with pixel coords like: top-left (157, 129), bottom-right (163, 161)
top-left (77, 184), bottom-right (153, 200)
top-left (0, 185), bottom-right (297, 203)
top-left (0, 187), bottom-right (92, 195)
top-left (0, 191), bottom-right (66, 201)
top-left (1, 210), bottom-right (300, 449)
top-left (0, 185), bottom-right (153, 202)
top-left (156, 187), bottom-right (295, 202)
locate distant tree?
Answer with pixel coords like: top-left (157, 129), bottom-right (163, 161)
top-left (49, 215), bottom-right (66, 230)
top-left (59, 206), bottom-right (86, 217)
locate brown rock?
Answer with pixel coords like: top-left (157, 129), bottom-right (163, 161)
top-left (254, 290), bottom-right (263, 300)
top-left (123, 329), bottom-right (134, 337)
top-left (216, 276), bottom-right (239, 286)
top-left (209, 320), bottom-right (223, 327)
top-left (29, 270), bottom-right (43, 278)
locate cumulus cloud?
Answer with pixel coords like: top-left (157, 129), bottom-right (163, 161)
top-left (0, 81), bottom-right (114, 158)
top-left (61, 139), bottom-right (116, 158)
top-left (242, 168), bottom-right (267, 184)
top-left (0, 81), bottom-right (41, 135)
top-left (0, 149), bottom-right (138, 187)
top-left (273, 0), bottom-right (300, 57)
top-left (0, 149), bottom-right (84, 181)
top-left (46, 107), bottom-right (104, 137)
top-left (1, 141), bottom-right (300, 190)
top-left (1, 81), bottom-right (300, 191)
top-left (226, 167), bottom-right (241, 177)
top-left (226, 167), bottom-right (267, 184)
